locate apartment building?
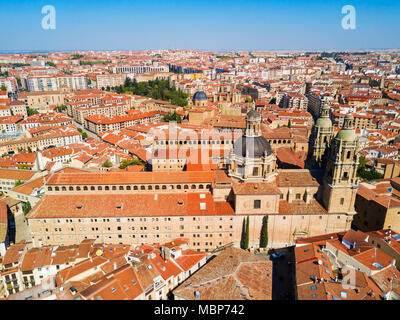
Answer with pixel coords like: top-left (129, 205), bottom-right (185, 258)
top-left (112, 65), bottom-right (168, 74)
top-left (332, 111), bottom-right (376, 130)
top-left (27, 75), bottom-right (87, 92)
top-left (84, 111), bottom-right (162, 134)
top-left (96, 74), bottom-right (126, 90)
top-left (0, 128), bottom-right (82, 154)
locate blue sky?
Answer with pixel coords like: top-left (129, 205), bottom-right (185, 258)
top-left (0, 0), bottom-right (399, 52)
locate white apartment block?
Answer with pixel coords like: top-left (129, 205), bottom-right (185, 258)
top-left (27, 75), bottom-right (88, 92)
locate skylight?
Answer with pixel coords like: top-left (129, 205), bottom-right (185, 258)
top-left (372, 262), bottom-right (384, 269)
top-left (392, 234), bottom-right (400, 240)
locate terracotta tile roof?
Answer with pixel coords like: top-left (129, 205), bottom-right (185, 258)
top-left (233, 182), bottom-right (281, 195)
top-left (279, 199), bottom-right (327, 215)
top-left (79, 265), bottom-right (143, 300)
top-left (2, 241), bottom-right (26, 265)
top-left (12, 176), bottom-right (46, 195)
top-left (173, 247), bottom-right (272, 300)
top-left (173, 249), bottom-right (206, 272)
top-left (276, 147), bottom-right (305, 168)
top-left (20, 247), bottom-right (53, 271)
top-left (370, 265), bottom-right (400, 296)
top-left (277, 170), bottom-right (321, 187)
top-left (27, 192), bottom-right (233, 219)
top-left (0, 168), bottom-right (36, 181)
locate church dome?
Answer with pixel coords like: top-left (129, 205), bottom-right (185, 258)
top-left (335, 128), bottom-right (356, 141)
top-left (234, 135), bottom-right (272, 158)
top-left (315, 117), bottom-right (332, 128)
top-left (336, 114), bottom-right (356, 141)
top-left (246, 109), bottom-right (261, 121)
top-left (193, 91), bottom-right (207, 101)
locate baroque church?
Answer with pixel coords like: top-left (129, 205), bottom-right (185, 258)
top-left (27, 104), bottom-right (362, 251)
top-left (225, 105), bottom-right (360, 248)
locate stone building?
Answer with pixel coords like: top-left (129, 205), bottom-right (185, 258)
top-left (26, 109), bottom-right (360, 250)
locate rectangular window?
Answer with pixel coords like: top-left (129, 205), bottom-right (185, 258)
top-left (253, 167), bottom-right (259, 176)
top-left (254, 200), bottom-right (261, 209)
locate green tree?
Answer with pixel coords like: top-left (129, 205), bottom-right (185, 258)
top-left (14, 180), bottom-right (25, 187)
top-left (357, 155), bottom-right (383, 181)
top-left (288, 120), bottom-right (291, 128)
top-left (162, 112), bottom-right (182, 123)
top-left (82, 132), bottom-right (88, 139)
top-left (102, 160), bottom-right (112, 168)
top-left (27, 107), bottom-right (39, 116)
top-left (18, 164), bottom-right (30, 170)
top-left (0, 85), bottom-right (6, 91)
top-left (260, 215), bottom-right (268, 248)
top-left (23, 201), bottom-right (32, 216)
top-left (241, 216), bottom-right (250, 250)
top-left (119, 158), bottom-right (145, 169)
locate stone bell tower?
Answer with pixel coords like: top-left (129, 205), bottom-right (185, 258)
top-left (322, 113), bottom-right (360, 214)
top-left (308, 104), bottom-right (334, 169)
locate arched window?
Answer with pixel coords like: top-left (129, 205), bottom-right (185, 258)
top-left (119, 186), bottom-right (124, 190)
top-left (83, 186), bottom-right (88, 191)
top-left (191, 185), bottom-right (196, 189)
top-left (69, 186), bottom-right (73, 191)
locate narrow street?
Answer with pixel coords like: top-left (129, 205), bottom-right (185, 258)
top-left (14, 210), bottom-right (32, 245)
top-left (72, 120), bottom-right (99, 140)
top-left (271, 246), bottom-right (296, 300)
